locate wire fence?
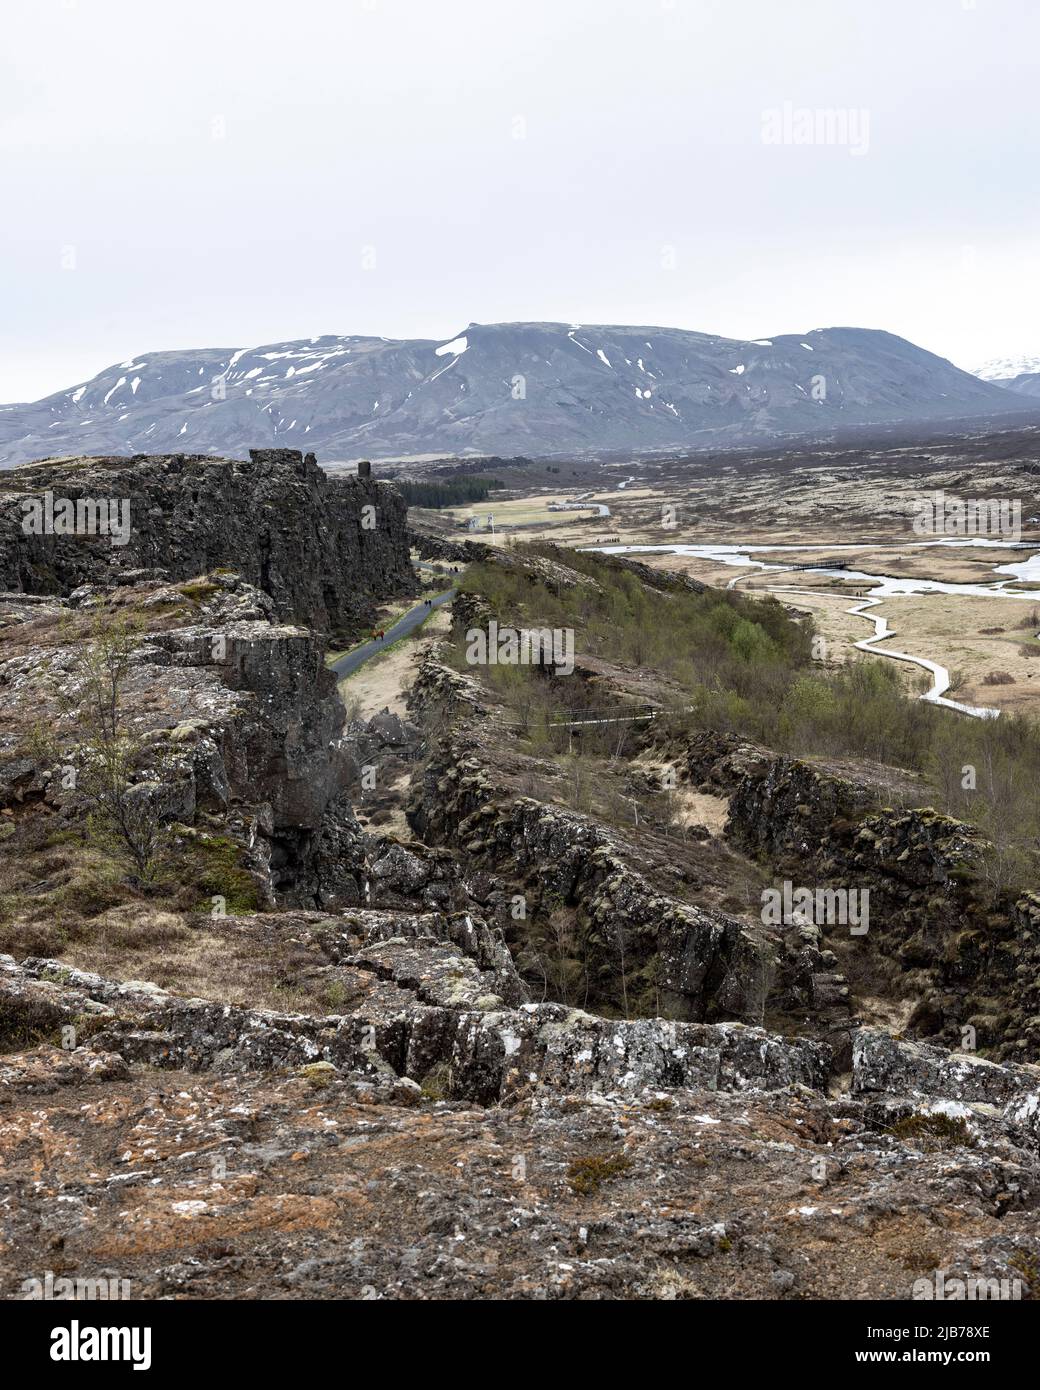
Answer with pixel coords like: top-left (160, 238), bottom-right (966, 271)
top-left (499, 701), bottom-right (698, 731)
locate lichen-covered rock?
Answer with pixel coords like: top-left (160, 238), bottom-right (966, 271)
top-left (0, 572), bottom-right (369, 908)
top-left (0, 1044), bottom-right (130, 1097)
top-left (335, 907), bottom-right (526, 1006)
top-left (446, 1007), bottom-right (830, 1105)
top-left (853, 1027), bottom-right (1040, 1140)
top-left (4, 1014), bottom-right (1040, 1300)
top-left (0, 950), bottom-right (828, 1105)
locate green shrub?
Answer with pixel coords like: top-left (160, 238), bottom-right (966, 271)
top-left (567, 1151), bottom-right (633, 1195)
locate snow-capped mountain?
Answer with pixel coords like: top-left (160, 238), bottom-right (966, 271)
top-left (0, 324), bottom-right (1031, 468)
top-left (974, 354), bottom-right (1040, 382)
top-left (972, 355), bottom-right (1040, 400)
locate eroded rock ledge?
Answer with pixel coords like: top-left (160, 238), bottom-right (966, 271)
top-left (4, 929), bottom-right (1040, 1300)
top-left (0, 574), bottom-right (365, 906)
top-left (0, 936), bottom-right (827, 1106)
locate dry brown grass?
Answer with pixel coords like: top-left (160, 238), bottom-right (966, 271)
top-left (0, 585), bottom-right (195, 657)
top-left (55, 905), bottom-right (335, 1013)
top-left (0, 805), bottom-right (318, 1010)
top-left (0, 852), bottom-right (344, 1015)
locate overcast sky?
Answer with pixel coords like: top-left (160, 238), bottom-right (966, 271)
top-left (3, 0), bottom-right (1038, 401)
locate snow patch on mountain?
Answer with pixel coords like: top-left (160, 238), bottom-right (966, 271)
top-left (435, 336), bottom-right (469, 357)
top-left (973, 354), bottom-right (1040, 382)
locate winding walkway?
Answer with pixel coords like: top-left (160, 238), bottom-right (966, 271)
top-left (717, 547), bottom-right (1040, 722)
top-left (724, 563), bottom-right (1005, 719)
top-left (763, 583), bottom-right (1002, 719)
top-left (330, 589), bottom-right (454, 679)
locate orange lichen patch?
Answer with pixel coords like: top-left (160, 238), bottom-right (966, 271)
top-left (868, 1213), bottom-right (961, 1272)
top-left (0, 1108), bottom-right (95, 1180)
top-left (92, 1190), bottom-right (347, 1260)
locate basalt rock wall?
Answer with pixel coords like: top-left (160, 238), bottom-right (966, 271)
top-left (683, 733), bottom-right (1040, 1062)
top-left (0, 448), bottom-right (415, 644)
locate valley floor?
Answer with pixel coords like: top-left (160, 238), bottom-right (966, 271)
top-left (418, 432), bottom-right (1040, 719)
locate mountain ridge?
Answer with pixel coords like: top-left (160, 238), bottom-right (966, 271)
top-left (1, 322), bottom-right (1031, 467)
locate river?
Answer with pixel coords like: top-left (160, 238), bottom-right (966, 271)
top-left (583, 540), bottom-right (1040, 719)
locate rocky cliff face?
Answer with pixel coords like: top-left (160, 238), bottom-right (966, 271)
top-left (678, 730), bottom-right (1040, 1063)
top-left (0, 448), bottom-right (414, 644)
top-left (407, 720), bottom-right (775, 1025)
top-left (401, 650), bottom-right (857, 1041)
top-left (0, 573), bottom-right (364, 910)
